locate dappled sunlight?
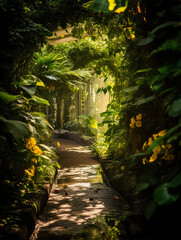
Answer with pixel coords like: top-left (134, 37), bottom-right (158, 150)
top-left (37, 140), bottom-right (123, 235)
top-left (63, 146), bottom-right (91, 153)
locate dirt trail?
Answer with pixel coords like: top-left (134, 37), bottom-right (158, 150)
top-left (34, 138), bottom-right (128, 240)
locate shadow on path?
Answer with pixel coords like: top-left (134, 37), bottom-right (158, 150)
top-left (34, 138), bottom-right (128, 240)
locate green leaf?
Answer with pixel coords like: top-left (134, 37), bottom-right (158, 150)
top-left (150, 21), bottom-right (179, 34)
top-left (19, 85), bottom-right (37, 96)
top-left (137, 33), bottom-right (155, 46)
top-left (144, 201), bottom-right (157, 220)
top-left (0, 91), bottom-right (20, 104)
top-left (136, 182), bottom-right (150, 192)
top-left (123, 85), bottom-right (139, 93)
top-left (87, 0), bottom-right (110, 13)
top-left (153, 184), bottom-right (179, 206)
top-left (0, 115), bottom-right (29, 144)
top-left (100, 109), bottom-right (117, 117)
top-left (31, 96), bottom-right (50, 106)
top-left (136, 68), bottom-right (152, 73)
top-left (168, 172), bottom-right (181, 188)
top-left (78, 115), bottom-right (88, 120)
top-left (30, 112), bottom-right (46, 117)
top-left (133, 96), bottom-right (155, 106)
top-left (168, 98), bottom-right (181, 117)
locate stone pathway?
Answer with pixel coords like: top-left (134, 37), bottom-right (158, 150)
top-left (34, 138), bottom-right (128, 240)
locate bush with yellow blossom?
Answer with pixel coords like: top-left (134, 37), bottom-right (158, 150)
top-left (25, 137), bottom-right (43, 156)
top-left (129, 114), bottom-right (142, 128)
top-left (141, 129), bottom-right (175, 164)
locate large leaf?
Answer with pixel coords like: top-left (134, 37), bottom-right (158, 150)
top-left (19, 85), bottom-right (37, 96)
top-left (0, 115), bottom-right (29, 144)
top-left (137, 33), bottom-right (155, 46)
top-left (150, 21), bottom-right (179, 34)
top-left (0, 91), bottom-right (21, 104)
top-left (31, 96), bottom-right (50, 106)
top-left (153, 183), bottom-right (179, 206)
top-left (85, 0), bottom-right (109, 13)
top-left (168, 98), bottom-right (181, 117)
top-left (136, 182), bottom-right (150, 192)
top-left (133, 96), bottom-right (155, 106)
top-left (84, 0), bottom-right (127, 13)
top-left (100, 109), bottom-right (117, 117)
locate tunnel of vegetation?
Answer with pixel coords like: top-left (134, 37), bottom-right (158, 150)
top-left (0, 0), bottom-right (181, 239)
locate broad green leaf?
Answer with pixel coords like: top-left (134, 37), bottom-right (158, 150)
top-left (168, 172), bottom-right (181, 188)
top-left (31, 96), bottom-right (50, 106)
top-left (150, 21), bottom-right (179, 34)
top-left (168, 98), bottom-right (181, 117)
top-left (0, 115), bottom-right (29, 143)
top-left (0, 91), bottom-right (20, 103)
top-left (19, 85), bottom-right (37, 96)
top-left (100, 109), bottom-right (117, 117)
top-left (30, 112), bottom-right (46, 117)
top-left (123, 86), bottom-right (139, 93)
top-left (133, 96), bottom-right (155, 106)
top-left (153, 184), bottom-right (179, 206)
top-left (137, 33), bottom-right (155, 46)
top-left (86, 0), bottom-right (109, 13)
top-left (136, 182), bottom-right (150, 192)
top-left (144, 201), bottom-right (157, 220)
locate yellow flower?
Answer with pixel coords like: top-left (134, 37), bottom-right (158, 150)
top-left (147, 137), bottom-right (153, 146)
top-left (153, 134), bottom-right (158, 140)
top-left (108, 0), bottom-right (116, 11)
top-left (136, 120), bottom-right (142, 127)
top-left (115, 6), bottom-right (127, 13)
top-left (158, 129), bottom-right (167, 137)
top-left (57, 141), bottom-right (60, 147)
top-left (129, 123), bottom-right (135, 128)
top-left (136, 114), bottom-right (142, 120)
top-left (153, 146), bottom-right (161, 155)
top-left (137, 3), bottom-right (141, 13)
top-left (25, 165), bottom-right (35, 177)
top-left (31, 146), bottom-right (43, 156)
top-left (142, 158), bottom-right (147, 165)
top-left (121, 165), bottom-right (125, 171)
top-left (25, 137), bottom-right (37, 150)
top-left (131, 117), bottom-right (136, 124)
top-left (114, 114), bottom-right (118, 120)
top-left (149, 153), bottom-right (157, 162)
top-left (32, 158), bottom-right (37, 164)
top-left (142, 141), bottom-right (147, 151)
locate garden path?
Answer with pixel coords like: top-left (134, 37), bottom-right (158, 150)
top-left (34, 138), bottom-right (128, 240)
